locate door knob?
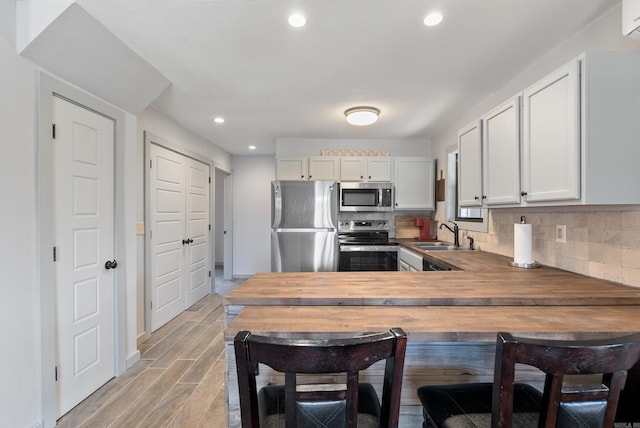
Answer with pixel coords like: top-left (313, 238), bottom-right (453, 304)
top-left (105, 260), bottom-right (118, 270)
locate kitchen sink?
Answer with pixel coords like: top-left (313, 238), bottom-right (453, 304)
top-left (410, 242), bottom-right (470, 251)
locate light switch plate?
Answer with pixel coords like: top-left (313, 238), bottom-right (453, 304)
top-left (555, 224), bottom-right (566, 243)
top-left (136, 222), bottom-right (145, 236)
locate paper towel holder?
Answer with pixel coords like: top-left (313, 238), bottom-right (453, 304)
top-left (510, 216), bottom-right (540, 268)
top-left (509, 260), bottom-right (540, 269)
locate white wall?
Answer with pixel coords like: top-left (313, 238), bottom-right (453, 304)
top-left (0, 27), bottom-right (40, 428)
top-left (231, 156), bottom-right (276, 276)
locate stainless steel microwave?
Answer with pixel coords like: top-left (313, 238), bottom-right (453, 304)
top-left (339, 182), bottom-right (393, 212)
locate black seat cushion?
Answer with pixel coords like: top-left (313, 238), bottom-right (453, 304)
top-left (259, 383), bottom-right (381, 428)
top-left (417, 383), bottom-right (542, 428)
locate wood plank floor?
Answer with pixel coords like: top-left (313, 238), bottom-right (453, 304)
top-left (57, 271), bottom-right (245, 427)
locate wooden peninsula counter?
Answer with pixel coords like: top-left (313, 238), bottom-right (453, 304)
top-left (223, 247), bottom-right (640, 427)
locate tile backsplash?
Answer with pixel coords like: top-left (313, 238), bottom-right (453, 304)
top-left (456, 208), bottom-right (640, 288)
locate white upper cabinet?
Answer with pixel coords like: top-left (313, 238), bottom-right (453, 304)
top-left (277, 157), bottom-right (308, 180)
top-left (456, 51), bottom-right (640, 207)
top-left (308, 157), bottom-right (340, 181)
top-left (457, 121), bottom-right (483, 207)
top-left (521, 51), bottom-right (640, 205)
top-left (522, 60), bottom-right (580, 203)
top-left (276, 157), bottom-right (340, 181)
top-left (394, 157), bottom-right (435, 210)
top-left (340, 157), bottom-right (391, 182)
top-left (483, 96), bottom-right (521, 205)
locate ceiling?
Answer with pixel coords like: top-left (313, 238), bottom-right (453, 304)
top-left (75, 0), bottom-right (618, 155)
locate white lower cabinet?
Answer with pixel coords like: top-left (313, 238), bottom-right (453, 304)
top-left (399, 247), bottom-right (422, 271)
top-left (394, 157), bottom-right (435, 210)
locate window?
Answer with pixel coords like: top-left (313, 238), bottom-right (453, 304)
top-left (446, 148), bottom-right (488, 233)
top-left (455, 153), bottom-right (483, 222)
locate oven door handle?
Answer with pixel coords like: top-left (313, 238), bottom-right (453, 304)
top-left (339, 245), bottom-right (398, 252)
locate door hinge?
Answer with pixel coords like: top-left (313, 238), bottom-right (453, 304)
top-left (209, 224), bottom-right (211, 231)
top-left (53, 246), bottom-right (57, 262)
top-left (52, 123), bottom-right (56, 139)
top-left (150, 300), bottom-right (153, 310)
top-left (209, 176), bottom-right (211, 184)
top-left (149, 159), bottom-right (152, 169)
top-left (55, 366), bottom-right (58, 382)
top-left (209, 270), bottom-right (211, 277)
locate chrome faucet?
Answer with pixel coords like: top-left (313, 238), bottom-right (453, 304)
top-left (439, 221), bottom-right (460, 247)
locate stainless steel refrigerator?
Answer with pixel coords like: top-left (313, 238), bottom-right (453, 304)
top-left (271, 180), bottom-right (338, 272)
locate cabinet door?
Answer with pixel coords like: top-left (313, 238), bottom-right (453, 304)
top-left (522, 60), bottom-right (580, 202)
top-left (366, 158), bottom-right (392, 181)
top-left (483, 97), bottom-right (521, 205)
top-left (394, 157), bottom-right (435, 210)
top-left (277, 157), bottom-right (308, 180)
top-left (457, 121), bottom-right (483, 207)
top-left (340, 158), bottom-right (365, 181)
top-left (308, 157), bottom-right (339, 181)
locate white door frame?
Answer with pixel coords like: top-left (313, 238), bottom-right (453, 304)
top-left (37, 72), bottom-right (128, 428)
top-left (223, 174), bottom-right (233, 280)
top-left (143, 132), bottom-right (217, 333)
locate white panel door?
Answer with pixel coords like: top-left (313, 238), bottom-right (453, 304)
top-left (186, 157), bottom-right (210, 305)
top-left (53, 97), bottom-right (115, 417)
top-left (149, 144), bottom-right (186, 331)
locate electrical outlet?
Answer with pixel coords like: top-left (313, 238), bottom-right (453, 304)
top-left (555, 224), bottom-right (566, 243)
top-left (136, 222), bottom-right (145, 236)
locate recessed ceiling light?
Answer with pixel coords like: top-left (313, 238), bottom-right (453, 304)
top-left (424, 12), bottom-right (443, 27)
top-left (214, 117), bottom-right (225, 124)
top-left (344, 106), bottom-right (380, 126)
top-left (288, 14), bottom-right (306, 28)
top-left (249, 145), bottom-right (256, 150)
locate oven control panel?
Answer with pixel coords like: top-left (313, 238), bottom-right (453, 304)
top-left (338, 220), bottom-right (389, 232)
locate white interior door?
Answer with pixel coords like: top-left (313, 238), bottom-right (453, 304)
top-left (149, 144), bottom-right (186, 331)
top-left (186, 157), bottom-right (211, 305)
top-left (53, 96), bottom-right (115, 417)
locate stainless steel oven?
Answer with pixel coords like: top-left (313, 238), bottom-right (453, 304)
top-left (338, 220), bottom-right (398, 271)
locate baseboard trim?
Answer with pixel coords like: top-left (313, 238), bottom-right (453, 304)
top-left (126, 350), bottom-right (141, 369)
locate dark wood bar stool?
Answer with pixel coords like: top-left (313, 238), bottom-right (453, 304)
top-left (417, 332), bottom-right (640, 428)
top-left (234, 328), bottom-right (407, 428)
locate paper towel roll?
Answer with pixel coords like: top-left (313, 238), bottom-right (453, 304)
top-left (514, 223), bottom-right (533, 264)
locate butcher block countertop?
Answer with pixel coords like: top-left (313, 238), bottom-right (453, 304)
top-left (223, 305), bottom-right (640, 341)
top-left (224, 246), bottom-right (640, 307)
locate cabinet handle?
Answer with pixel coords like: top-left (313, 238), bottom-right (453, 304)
top-left (474, 196), bottom-right (479, 200)
top-left (301, 175), bottom-right (304, 179)
top-left (368, 175), bottom-right (371, 179)
top-left (482, 195), bottom-right (487, 200)
top-left (309, 175), bottom-right (312, 179)
top-left (105, 260), bottom-right (118, 270)
top-left (520, 191), bottom-right (528, 197)
top-left (360, 175), bottom-right (364, 179)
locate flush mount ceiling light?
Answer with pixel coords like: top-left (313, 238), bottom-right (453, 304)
top-left (288, 14), bottom-right (306, 28)
top-left (424, 12), bottom-right (443, 26)
top-left (344, 106), bottom-right (380, 126)
top-left (213, 117), bottom-right (225, 124)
